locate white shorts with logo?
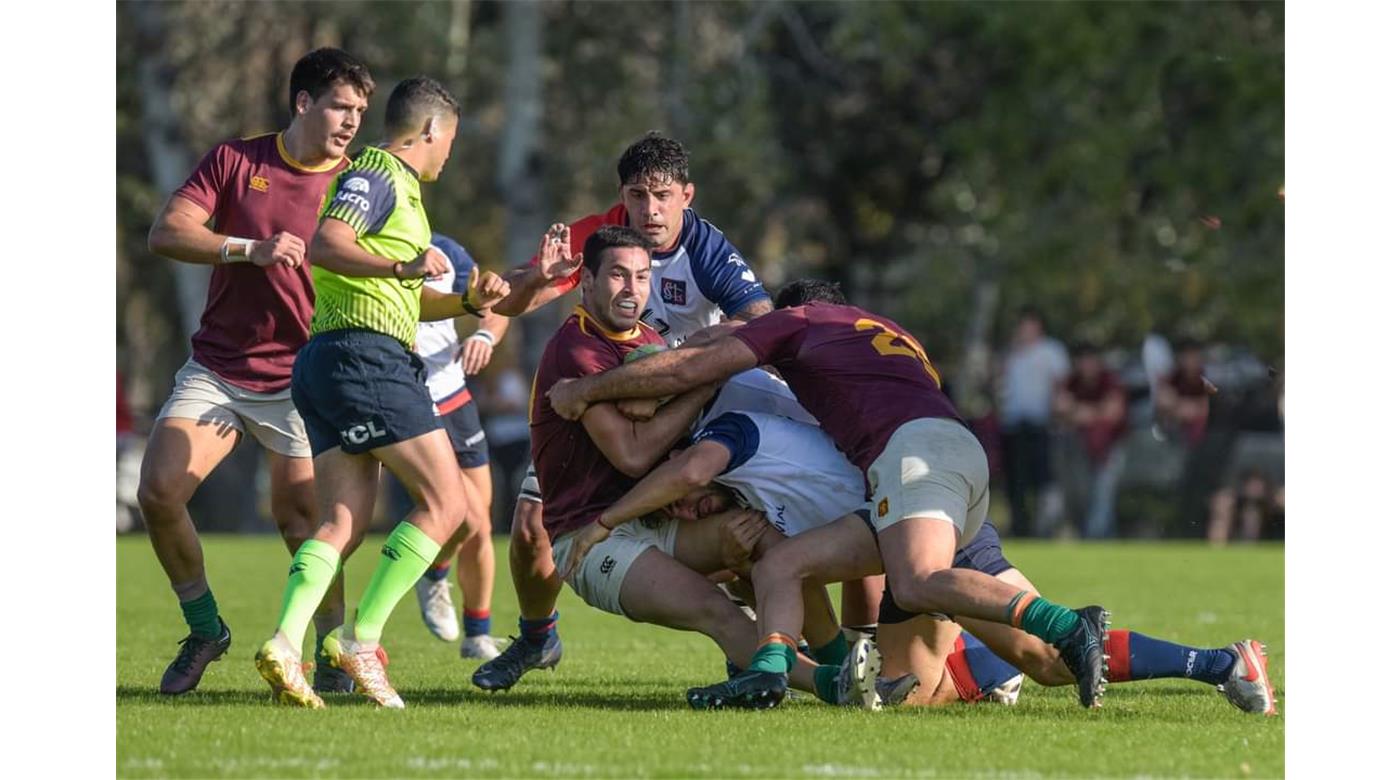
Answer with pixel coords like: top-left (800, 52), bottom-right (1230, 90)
top-left (551, 517), bottom-right (679, 617)
top-left (156, 358), bottom-right (312, 458)
top-left (866, 417), bottom-right (989, 544)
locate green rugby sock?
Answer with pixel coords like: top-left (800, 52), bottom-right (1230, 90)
top-left (351, 522), bottom-right (441, 645)
top-left (748, 642), bottom-right (797, 675)
top-left (179, 590), bottom-right (222, 640)
top-left (814, 664), bottom-right (842, 704)
top-left (275, 540), bottom-right (341, 654)
top-left (810, 633), bottom-right (849, 666)
top-left (1017, 596), bottom-right (1081, 644)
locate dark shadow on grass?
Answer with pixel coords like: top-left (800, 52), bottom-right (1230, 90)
top-left (407, 686), bottom-right (686, 711)
top-left (117, 686), bottom-right (274, 706)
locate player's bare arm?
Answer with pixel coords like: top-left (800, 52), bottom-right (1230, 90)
top-left (457, 309), bottom-right (511, 376)
top-left (148, 194), bottom-right (305, 268)
top-left (549, 336), bottom-right (757, 421)
top-left (596, 441), bottom-right (734, 529)
top-left (731, 297), bottom-right (774, 321)
top-left (492, 223), bottom-right (585, 316)
top-left (310, 217), bottom-right (449, 280)
top-left (579, 384), bottom-right (717, 479)
top-left (420, 266), bottom-right (511, 322)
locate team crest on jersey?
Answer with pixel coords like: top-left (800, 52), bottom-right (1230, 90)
top-left (661, 278), bottom-right (688, 305)
top-left (249, 175), bottom-right (270, 193)
top-left (878, 497), bottom-right (890, 518)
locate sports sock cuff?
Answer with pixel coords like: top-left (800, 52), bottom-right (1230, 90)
top-left (424, 563), bottom-right (452, 581)
top-left (1106, 629), bottom-right (1132, 682)
top-left (749, 638), bottom-right (798, 674)
top-left (297, 539), bottom-right (342, 571)
top-left (171, 575), bottom-right (210, 604)
top-left (811, 633), bottom-right (850, 667)
top-left (385, 522), bottom-right (441, 564)
top-left (464, 609), bottom-right (491, 620)
top-left (520, 611), bottom-right (559, 638)
top-left (814, 664), bottom-right (841, 704)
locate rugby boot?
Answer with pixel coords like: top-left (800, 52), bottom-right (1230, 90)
top-left (415, 576), bottom-right (460, 642)
top-left (1052, 606), bottom-right (1109, 708)
top-left (471, 633), bottom-right (563, 691)
top-left (686, 670), bottom-right (788, 710)
top-left (254, 636), bottom-right (324, 709)
top-left (985, 673), bottom-right (1024, 706)
top-left (160, 618), bottom-right (231, 695)
top-left (1218, 639), bottom-right (1278, 715)
top-left (460, 634), bottom-right (503, 661)
top-left (834, 634), bottom-right (883, 710)
top-left (311, 639), bottom-right (355, 694)
top-left (874, 673), bottom-right (920, 707)
top-left (330, 636), bottom-right (403, 709)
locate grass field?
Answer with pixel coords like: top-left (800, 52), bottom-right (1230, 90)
top-left (117, 535), bottom-right (1283, 778)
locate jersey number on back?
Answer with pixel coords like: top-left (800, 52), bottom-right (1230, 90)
top-left (854, 318), bottom-right (942, 387)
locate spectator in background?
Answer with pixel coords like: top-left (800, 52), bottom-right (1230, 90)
top-left (1054, 342), bottom-right (1128, 539)
top-left (1155, 338), bottom-right (1211, 446)
top-left (998, 307), bottom-right (1069, 537)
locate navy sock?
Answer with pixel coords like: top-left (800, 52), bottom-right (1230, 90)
top-left (1107, 630), bottom-right (1236, 686)
top-left (519, 611), bottom-right (559, 646)
top-left (463, 609), bottom-right (491, 637)
top-left (423, 563), bottom-right (451, 582)
top-left (947, 632), bottom-right (1022, 700)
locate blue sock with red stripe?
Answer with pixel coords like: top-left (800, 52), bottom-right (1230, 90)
top-left (463, 609), bottom-right (491, 638)
top-left (424, 563), bottom-right (451, 582)
top-left (946, 632), bottom-right (1021, 701)
top-left (519, 611), bottom-right (559, 647)
top-left (1106, 630), bottom-right (1235, 686)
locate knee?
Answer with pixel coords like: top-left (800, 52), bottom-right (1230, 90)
top-left (886, 574), bottom-right (928, 617)
top-left (511, 502), bottom-right (549, 549)
top-left (136, 468), bottom-right (190, 522)
top-left (270, 492), bottom-right (316, 538)
top-left (751, 550), bottom-right (804, 589)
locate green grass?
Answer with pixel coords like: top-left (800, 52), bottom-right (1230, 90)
top-left (117, 536), bottom-right (1283, 778)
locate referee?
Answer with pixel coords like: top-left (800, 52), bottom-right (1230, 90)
top-left (254, 76), bottom-right (510, 709)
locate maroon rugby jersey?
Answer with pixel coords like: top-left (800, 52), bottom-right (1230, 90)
top-left (530, 306), bottom-right (667, 542)
top-left (731, 303), bottom-right (963, 479)
top-left (172, 132), bottom-right (347, 392)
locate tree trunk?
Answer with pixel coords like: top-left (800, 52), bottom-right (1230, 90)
top-left (498, 0), bottom-right (553, 372)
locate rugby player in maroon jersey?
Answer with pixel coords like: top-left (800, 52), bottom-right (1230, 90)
top-left (141, 49), bottom-right (374, 696)
top-left (548, 279), bottom-right (1113, 710)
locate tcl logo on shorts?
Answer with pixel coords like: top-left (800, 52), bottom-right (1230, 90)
top-left (341, 420), bottom-right (388, 446)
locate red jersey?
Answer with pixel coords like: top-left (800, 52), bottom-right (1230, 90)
top-left (172, 132), bottom-right (347, 392)
top-left (530, 204), bottom-right (630, 294)
top-left (530, 306), bottom-right (667, 541)
top-left (732, 304), bottom-right (963, 480)
top-left (1066, 370), bottom-right (1127, 461)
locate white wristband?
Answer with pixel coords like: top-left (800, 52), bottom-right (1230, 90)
top-left (468, 329), bottom-right (496, 347)
top-left (220, 237), bottom-right (255, 264)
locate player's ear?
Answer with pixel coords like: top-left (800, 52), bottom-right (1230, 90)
top-left (681, 182), bottom-right (695, 208)
top-left (294, 90), bottom-right (312, 116)
top-left (424, 116), bottom-right (440, 142)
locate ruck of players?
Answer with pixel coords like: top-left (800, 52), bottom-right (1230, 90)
top-left (137, 48), bottom-right (1276, 718)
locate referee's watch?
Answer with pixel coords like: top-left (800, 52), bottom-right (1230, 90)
top-left (460, 289), bottom-right (485, 318)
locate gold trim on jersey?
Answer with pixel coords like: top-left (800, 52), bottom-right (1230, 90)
top-left (573, 305), bottom-right (646, 342)
top-left (275, 132), bottom-right (343, 173)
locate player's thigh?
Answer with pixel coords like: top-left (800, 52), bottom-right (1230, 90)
top-left (464, 463), bottom-right (493, 516)
top-left (618, 547), bottom-right (744, 631)
top-left (373, 429), bottom-right (466, 529)
top-left (309, 446), bottom-right (381, 547)
top-left (670, 508), bottom-right (783, 575)
top-left (753, 513), bottom-right (884, 586)
top-left (553, 518), bottom-right (677, 618)
top-left (138, 416), bottom-right (241, 505)
top-left (867, 418), bottom-right (990, 576)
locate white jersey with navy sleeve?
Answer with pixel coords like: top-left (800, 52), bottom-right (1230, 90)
top-left (418, 233), bottom-right (476, 404)
top-left (643, 209), bottom-right (769, 347)
top-left (693, 411), bottom-right (866, 537)
top-left (694, 368), bottom-right (817, 432)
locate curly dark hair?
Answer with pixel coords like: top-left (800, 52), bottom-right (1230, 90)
top-left (775, 278), bottom-right (847, 309)
top-left (288, 48), bottom-right (374, 116)
top-left (617, 132), bottom-right (690, 186)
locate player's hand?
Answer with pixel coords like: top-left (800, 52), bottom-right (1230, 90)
top-left (617, 397), bottom-right (659, 422)
top-left (466, 267), bottom-right (512, 311)
top-left (559, 519), bottom-right (613, 582)
top-left (250, 231), bottom-right (305, 268)
top-left (718, 508), bottom-right (769, 572)
top-left (403, 245), bottom-right (450, 280)
top-left (460, 335), bottom-right (495, 376)
top-left (548, 378), bottom-right (589, 420)
top-left (537, 223), bottom-right (584, 281)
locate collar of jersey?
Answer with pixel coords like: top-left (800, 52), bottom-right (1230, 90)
top-left (275, 133), bottom-right (343, 173)
top-left (573, 305), bottom-right (642, 342)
